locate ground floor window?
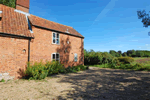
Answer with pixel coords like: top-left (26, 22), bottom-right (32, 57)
top-left (52, 53), bottom-right (59, 61)
top-left (74, 53), bottom-right (78, 62)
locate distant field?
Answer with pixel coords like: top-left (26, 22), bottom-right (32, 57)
top-left (133, 57), bottom-right (150, 66)
top-left (133, 57), bottom-right (150, 61)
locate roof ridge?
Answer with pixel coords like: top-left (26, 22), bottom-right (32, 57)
top-left (30, 14), bottom-right (73, 28)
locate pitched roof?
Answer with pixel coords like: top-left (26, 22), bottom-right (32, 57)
top-left (0, 4), bottom-right (84, 38)
top-left (0, 4), bottom-right (34, 38)
top-left (28, 15), bottom-right (84, 38)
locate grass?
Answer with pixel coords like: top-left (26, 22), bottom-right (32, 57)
top-left (133, 57), bottom-right (150, 61)
top-left (89, 64), bottom-right (109, 68)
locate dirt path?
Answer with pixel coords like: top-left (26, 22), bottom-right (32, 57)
top-left (0, 67), bottom-right (150, 100)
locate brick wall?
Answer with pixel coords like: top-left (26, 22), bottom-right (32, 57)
top-left (0, 36), bottom-right (28, 79)
top-left (30, 27), bottom-right (84, 67)
top-left (0, 27), bottom-right (84, 79)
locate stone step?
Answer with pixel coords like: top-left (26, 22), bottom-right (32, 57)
top-left (0, 73), bottom-right (14, 82)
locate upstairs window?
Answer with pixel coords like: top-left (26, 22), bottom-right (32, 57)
top-left (52, 32), bottom-right (59, 44)
top-left (52, 53), bottom-right (60, 61)
top-left (74, 53), bottom-right (78, 62)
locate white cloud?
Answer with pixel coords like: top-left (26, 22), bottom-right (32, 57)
top-left (145, 44), bottom-right (149, 46)
top-left (93, 0), bottom-right (118, 25)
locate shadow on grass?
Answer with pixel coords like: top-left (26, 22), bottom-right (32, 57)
top-left (54, 68), bottom-right (150, 100)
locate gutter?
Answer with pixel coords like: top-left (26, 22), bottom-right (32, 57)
top-left (0, 32), bottom-right (34, 39)
top-left (28, 39), bottom-right (31, 62)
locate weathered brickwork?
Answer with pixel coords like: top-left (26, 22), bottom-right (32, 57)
top-left (30, 27), bottom-right (84, 67)
top-left (0, 27), bottom-right (84, 79)
top-left (0, 36), bottom-right (28, 79)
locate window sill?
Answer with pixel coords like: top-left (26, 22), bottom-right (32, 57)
top-left (51, 43), bottom-right (60, 45)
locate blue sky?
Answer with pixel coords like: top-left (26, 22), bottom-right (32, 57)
top-left (30, 0), bottom-right (150, 53)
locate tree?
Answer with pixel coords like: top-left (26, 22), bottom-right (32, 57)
top-left (131, 50), bottom-right (136, 57)
top-left (109, 50), bottom-right (116, 57)
top-left (118, 50), bottom-right (122, 57)
top-left (127, 50), bottom-right (132, 56)
top-left (0, 0), bottom-right (16, 8)
top-left (136, 51), bottom-right (144, 57)
top-left (137, 10), bottom-right (150, 27)
top-left (118, 50), bottom-right (122, 54)
top-left (122, 52), bottom-right (127, 57)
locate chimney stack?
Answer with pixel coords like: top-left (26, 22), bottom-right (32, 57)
top-left (16, 0), bottom-right (29, 13)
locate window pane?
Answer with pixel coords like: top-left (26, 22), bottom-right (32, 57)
top-left (53, 33), bottom-right (55, 38)
top-left (74, 53), bottom-right (78, 62)
top-left (57, 33), bottom-right (59, 38)
top-left (56, 39), bottom-right (59, 44)
top-left (52, 54), bottom-right (55, 60)
top-left (53, 39), bottom-right (55, 43)
top-left (56, 54), bottom-right (59, 59)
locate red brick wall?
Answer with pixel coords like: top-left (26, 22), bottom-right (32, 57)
top-left (30, 27), bottom-right (84, 67)
top-left (0, 27), bottom-right (84, 79)
top-left (0, 36), bottom-right (28, 79)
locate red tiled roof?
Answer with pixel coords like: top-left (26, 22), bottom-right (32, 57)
top-left (0, 4), bottom-right (84, 38)
top-left (0, 4), bottom-right (34, 38)
top-left (28, 15), bottom-right (84, 38)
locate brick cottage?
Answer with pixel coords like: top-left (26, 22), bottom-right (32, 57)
top-left (0, 0), bottom-right (84, 79)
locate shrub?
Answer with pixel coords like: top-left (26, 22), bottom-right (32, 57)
top-left (107, 57), bottom-right (121, 68)
top-left (117, 57), bottom-right (134, 64)
top-left (133, 63), bottom-right (145, 71)
top-left (25, 61), bottom-right (48, 80)
top-left (25, 60), bottom-right (87, 80)
top-left (65, 65), bottom-right (87, 73)
top-left (45, 61), bottom-right (65, 75)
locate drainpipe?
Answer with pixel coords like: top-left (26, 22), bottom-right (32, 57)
top-left (28, 38), bottom-right (31, 63)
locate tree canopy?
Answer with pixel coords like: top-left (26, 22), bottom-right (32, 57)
top-left (0, 0), bottom-right (16, 8)
top-left (137, 10), bottom-right (150, 27)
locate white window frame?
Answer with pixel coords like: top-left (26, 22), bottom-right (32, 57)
top-left (74, 53), bottom-right (78, 62)
top-left (51, 53), bottom-right (60, 62)
top-left (52, 32), bottom-right (60, 45)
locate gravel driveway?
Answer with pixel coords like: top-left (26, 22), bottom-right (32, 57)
top-left (0, 67), bottom-right (150, 100)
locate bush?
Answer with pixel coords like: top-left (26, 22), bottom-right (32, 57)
top-left (25, 60), bottom-right (87, 80)
top-left (101, 52), bottom-right (114, 64)
top-left (25, 61), bottom-right (48, 80)
top-left (84, 50), bottom-right (114, 65)
top-left (65, 65), bottom-right (87, 73)
top-left (45, 61), bottom-right (65, 75)
top-left (107, 57), bottom-right (121, 68)
top-left (133, 63), bottom-right (146, 71)
top-left (117, 57), bottom-right (134, 64)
